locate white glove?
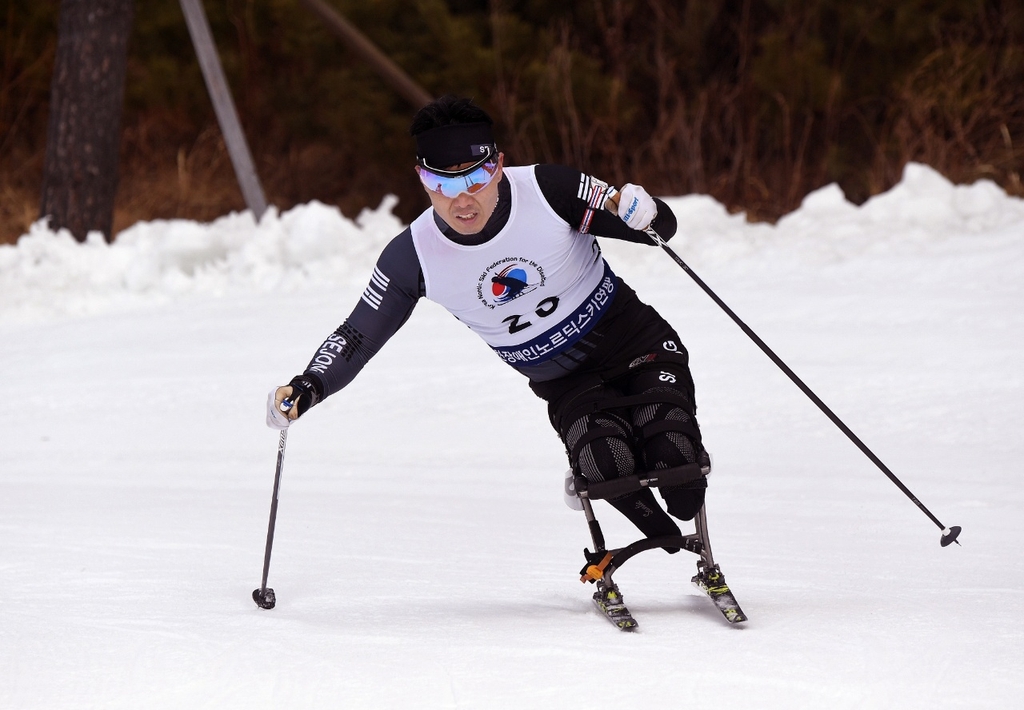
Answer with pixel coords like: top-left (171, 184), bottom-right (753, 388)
top-left (265, 388), bottom-right (293, 430)
top-left (617, 183), bottom-right (658, 231)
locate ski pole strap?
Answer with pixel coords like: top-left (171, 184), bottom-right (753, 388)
top-left (575, 463), bottom-right (705, 501)
top-left (578, 182), bottom-right (612, 234)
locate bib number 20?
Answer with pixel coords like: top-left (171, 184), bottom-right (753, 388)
top-left (503, 296), bottom-right (559, 334)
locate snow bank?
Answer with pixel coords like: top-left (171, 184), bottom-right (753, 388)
top-left (663, 163), bottom-right (1024, 266)
top-left (1, 164), bottom-right (1021, 322)
top-left (0, 197), bottom-right (403, 321)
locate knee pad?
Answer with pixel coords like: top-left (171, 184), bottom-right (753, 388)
top-left (630, 385), bottom-right (707, 520)
top-left (564, 412), bottom-right (636, 483)
top-left (632, 393), bottom-right (701, 470)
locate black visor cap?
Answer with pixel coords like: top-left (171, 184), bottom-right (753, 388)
top-left (415, 122), bottom-right (496, 170)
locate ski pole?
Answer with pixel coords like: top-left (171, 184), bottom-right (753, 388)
top-left (253, 398), bottom-right (293, 609)
top-left (640, 222), bottom-right (961, 547)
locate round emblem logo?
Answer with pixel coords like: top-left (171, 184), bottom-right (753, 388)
top-left (477, 258), bottom-right (546, 309)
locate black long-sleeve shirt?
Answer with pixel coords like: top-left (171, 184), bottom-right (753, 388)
top-left (301, 164), bottom-right (677, 400)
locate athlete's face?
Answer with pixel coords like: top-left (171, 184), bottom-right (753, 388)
top-left (417, 153), bottom-right (504, 236)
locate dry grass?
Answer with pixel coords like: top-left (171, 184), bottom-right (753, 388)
top-left (0, 110), bottom-right (430, 246)
top-left (3, 3), bottom-right (1021, 245)
top-left (1, 142), bottom-right (41, 244)
top-left (4, 0), bottom-right (1023, 245)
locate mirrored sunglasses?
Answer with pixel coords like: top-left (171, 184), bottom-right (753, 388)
top-left (417, 152), bottom-right (499, 199)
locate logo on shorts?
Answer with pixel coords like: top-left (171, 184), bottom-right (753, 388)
top-left (477, 257), bottom-right (546, 308)
top-left (629, 353), bottom-right (658, 369)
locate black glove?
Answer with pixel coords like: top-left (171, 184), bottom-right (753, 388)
top-left (287, 375), bottom-right (322, 417)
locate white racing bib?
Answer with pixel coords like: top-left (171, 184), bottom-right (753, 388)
top-left (410, 166), bottom-right (616, 367)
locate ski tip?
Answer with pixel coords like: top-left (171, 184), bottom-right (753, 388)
top-left (252, 587), bottom-right (276, 609)
top-left (724, 609), bottom-right (749, 624)
top-left (940, 526), bottom-right (962, 547)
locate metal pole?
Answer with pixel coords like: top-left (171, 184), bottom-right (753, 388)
top-left (253, 428), bottom-right (288, 609)
top-left (645, 227), bottom-right (961, 547)
top-left (297, 0), bottom-right (433, 110)
top-left (179, 0), bottom-right (268, 220)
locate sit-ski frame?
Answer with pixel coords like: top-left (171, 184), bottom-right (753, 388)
top-left (572, 460), bottom-right (748, 628)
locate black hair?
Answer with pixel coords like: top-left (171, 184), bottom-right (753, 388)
top-left (410, 95), bottom-right (493, 137)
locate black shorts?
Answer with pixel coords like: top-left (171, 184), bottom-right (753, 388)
top-left (529, 281), bottom-right (698, 441)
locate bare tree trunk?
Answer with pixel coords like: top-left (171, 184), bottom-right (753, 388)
top-left (40, 0), bottom-right (134, 242)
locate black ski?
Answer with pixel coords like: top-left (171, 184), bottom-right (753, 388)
top-left (592, 581), bottom-right (638, 631)
top-left (692, 563), bottom-right (747, 623)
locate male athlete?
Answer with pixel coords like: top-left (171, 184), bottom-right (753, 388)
top-left (267, 95), bottom-right (707, 542)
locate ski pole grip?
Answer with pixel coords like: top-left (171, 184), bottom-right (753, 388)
top-left (604, 188), bottom-right (620, 212)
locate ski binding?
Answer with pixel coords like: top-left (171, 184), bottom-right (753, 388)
top-left (592, 580), bottom-right (638, 631)
top-left (692, 562), bottom-right (747, 624)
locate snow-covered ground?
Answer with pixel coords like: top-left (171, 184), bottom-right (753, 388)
top-left (1, 164), bottom-right (1021, 709)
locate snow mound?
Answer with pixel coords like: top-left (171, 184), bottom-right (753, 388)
top-left (663, 163), bottom-right (1024, 266)
top-left (1, 164), bottom-right (1021, 322)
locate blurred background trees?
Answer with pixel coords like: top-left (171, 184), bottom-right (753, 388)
top-left (2, 0), bottom-right (1022, 243)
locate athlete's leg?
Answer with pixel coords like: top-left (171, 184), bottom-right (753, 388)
top-left (544, 380), bottom-right (682, 540)
top-left (623, 362), bottom-right (707, 521)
